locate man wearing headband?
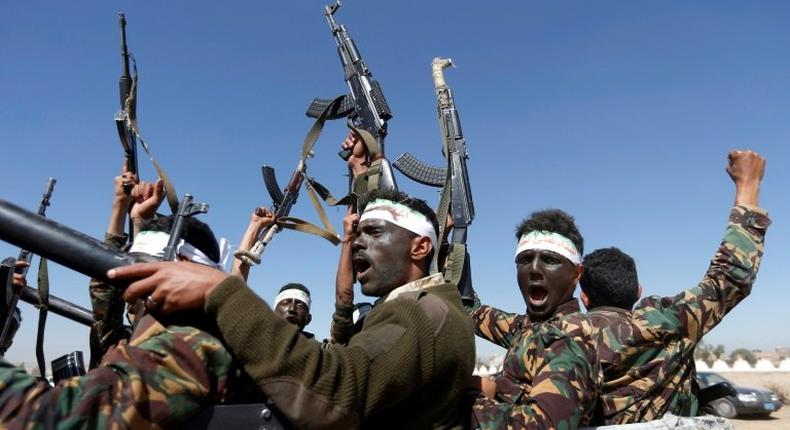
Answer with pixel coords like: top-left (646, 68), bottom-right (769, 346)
top-left (274, 283), bottom-right (313, 335)
top-left (108, 188), bottom-right (475, 429)
top-left (467, 209), bottom-right (603, 429)
top-left (580, 150), bottom-right (769, 425)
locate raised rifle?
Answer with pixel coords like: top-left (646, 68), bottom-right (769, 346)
top-left (235, 152), bottom-right (339, 267)
top-left (0, 178), bottom-right (56, 353)
top-left (115, 13), bottom-right (138, 232)
top-left (306, 1), bottom-right (398, 200)
top-left (393, 58), bottom-right (475, 303)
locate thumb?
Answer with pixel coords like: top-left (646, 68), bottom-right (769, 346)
top-left (154, 179), bottom-right (165, 201)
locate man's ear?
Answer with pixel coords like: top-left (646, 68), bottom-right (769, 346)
top-left (305, 313), bottom-right (312, 327)
top-left (637, 284), bottom-right (643, 300)
top-left (580, 290), bottom-right (591, 310)
top-left (410, 236), bottom-right (433, 263)
top-left (573, 264), bottom-right (584, 284)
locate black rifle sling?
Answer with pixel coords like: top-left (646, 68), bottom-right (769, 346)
top-left (123, 61), bottom-right (180, 214)
top-left (35, 257), bottom-right (49, 381)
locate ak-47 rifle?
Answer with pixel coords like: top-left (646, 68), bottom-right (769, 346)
top-left (393, 58), bottom-right (475, 303)
top-left (234, 150), bottom-right (340, 267)
top-left (115, 13), bottom-right (139, 240)
top-left (306, 1), bottom-right (398, 200)
top-left (234, 163), bottom-right (307, 266)
top-left (0, 178), bottom-right (56, 353)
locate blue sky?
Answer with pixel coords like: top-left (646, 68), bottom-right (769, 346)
top-left (1, 1), bottom-right (788, 365)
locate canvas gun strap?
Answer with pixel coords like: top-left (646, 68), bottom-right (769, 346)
top-left (123, 61), bottom-right (180, 214)
top-left (35, 257), bottom-right (49, 381)
top-left (272, 96), bottom-right (347, 246)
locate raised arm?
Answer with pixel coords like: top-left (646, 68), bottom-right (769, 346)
top-left (230, 207), bottom-right (275, 281)
top-left (330, 208), bottom-right (358, 345)
top-left (640, 150), bottom-right (769, 342)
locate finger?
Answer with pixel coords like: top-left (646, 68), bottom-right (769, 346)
top-left (121, 159), bottom-right (129, 174)
top-left (14, 260), bottom-right (30, 270)
top-left (108, 262), bottom-right (168, 281)
top-left (123, 274), bottom-right (160, 302)
top-left (153, 179), bottom-right (165, 200)
top-left (254, 207), bottom-right (265, 217)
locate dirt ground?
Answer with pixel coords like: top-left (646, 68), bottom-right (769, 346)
top-left (716, 372), bottom-right (790, 430)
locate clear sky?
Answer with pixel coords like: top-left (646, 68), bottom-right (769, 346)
top-left (1, 1), bottom-right (788, 365)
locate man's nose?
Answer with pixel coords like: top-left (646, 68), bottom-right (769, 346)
top-left (528, 256), bottom-right (544, 281)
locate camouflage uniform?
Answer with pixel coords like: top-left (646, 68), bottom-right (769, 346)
top-left (88, 232), bottom-right (131, 368)
top-left (467, 298), bottom-right (602, 429)
top-left (0, 314), bottom-right (234, 429)
top-left (587, 205), bottom-right (770, 424)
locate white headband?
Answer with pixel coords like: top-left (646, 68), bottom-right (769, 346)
top-left (515, 231), bottom-right (581, 266)
top-left (360, 199), bottom-right (437, 246)
top-left (129, 230), bottom-right (226, 270)
top-left (275, 288), bottom-right (311, 309)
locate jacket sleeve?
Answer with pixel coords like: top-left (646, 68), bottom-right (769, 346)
top-left (0, 315), bottom-right (233, 429)
top-left (205, 276), bottom-right (446, 429)
top-left (638, 205), bottom-right (770, 342)
top-left (466, 293), bottom-right (524, 349)
top-left (471, 318), bottom-right (600, 430)
top-left (88, 232), bottom-right (130, 368)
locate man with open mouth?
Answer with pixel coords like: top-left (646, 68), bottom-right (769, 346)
top-left (106, 187), bottom-right (476, 429)
top-left (272, 283), bottom-right (314, 337)
top-left (467, 209), bottom-right (603, 429)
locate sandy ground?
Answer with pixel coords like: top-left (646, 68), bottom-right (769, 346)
top-left (715, 372), bottom-right (789, 430)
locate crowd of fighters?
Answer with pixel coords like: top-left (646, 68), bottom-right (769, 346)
top-left (0, 137), bottom-right (769, 429)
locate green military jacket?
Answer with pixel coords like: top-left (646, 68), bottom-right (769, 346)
top-left (468, 299), bottom-right (602, 429)
top-left (205, 272), bottom-right (476, 429)
top-left (588, 204), bottom-right (770, 424)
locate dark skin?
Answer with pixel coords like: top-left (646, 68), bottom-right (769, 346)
top-left (516, 248), bottom-right (583, 322)
top-left (352, 218), bottom-right (432, 297)
top-left (274, 298), bottom-right (312, 330)
top-left (109, 210), bottom-right (433, 313)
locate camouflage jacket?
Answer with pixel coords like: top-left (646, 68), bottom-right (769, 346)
top-left (588, 204), bottom-right (770, 425)
top-left (0, 314), bottom-right (234, 429)
top-left (468, 299), bottom-right (602, 429)
top-left (88, 232), bottom-right (131, 368)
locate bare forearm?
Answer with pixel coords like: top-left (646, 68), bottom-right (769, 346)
top-left (231, 225), bottom-right (260, 281)
top-left (734, 181), bottom-right (760, 206)
top-left (335, 241), bottom-right (355, 305)
top-left (106, 199), bottom-right (128, 237)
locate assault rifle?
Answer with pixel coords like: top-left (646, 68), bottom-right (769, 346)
top-left (115, 13), bottom-right (137, 179)
top-left (0, 198), bottom-right (291, 429)
top-left (234, 163), bottom-right (306, 266)
top-left (0, 178), bottom-right (57, 353)
top-left (393, 58), bottom-right (475, 303)
top-left (306, 1), bottom-right (397, 195)
top-left (115, 13), bottom-right (138, 240)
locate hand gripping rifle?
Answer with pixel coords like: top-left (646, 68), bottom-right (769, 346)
top-left (115, 13), bottom-right (139, 241)
top-left (0, 178), bottom-right (57, 354)
top-left (393, 58), bottom-right (475, 303)
top-left (113, 13), bottom-right (180, 219)
top-left (306, 1), bottom-right (398, 200)
top-left (235, 140), bottom-right (340, 267)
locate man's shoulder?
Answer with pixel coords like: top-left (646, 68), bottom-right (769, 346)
top-left (393, 281), bottom-right (471, 335)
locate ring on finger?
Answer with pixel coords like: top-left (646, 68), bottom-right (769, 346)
top-left (145, 295), bottom-right (160, 310)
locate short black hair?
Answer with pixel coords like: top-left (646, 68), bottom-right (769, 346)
top-left (514, 209), bottom-right (584, 257)
top-left (360, 189), bottom-right (440, 271)
top-left (580, 247), bottom-right (639, 310)
top-left (279, 282), bottom-right (311, 297)
top-left (138, 215), bottom-right (220, 263)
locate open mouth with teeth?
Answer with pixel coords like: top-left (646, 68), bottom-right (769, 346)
top-left (353, 254), bottom-right (372, 284)
top-left (527, 285), bottom-right (548, 307)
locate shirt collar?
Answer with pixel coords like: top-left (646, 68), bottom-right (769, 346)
top-left (384, 273), bottom-right (445, 303)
